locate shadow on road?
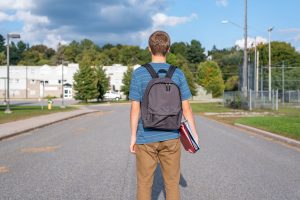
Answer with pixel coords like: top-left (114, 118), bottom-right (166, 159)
top-left (152, 164), bottom-right (187, 200)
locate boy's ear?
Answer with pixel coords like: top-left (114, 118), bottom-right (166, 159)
top-left (167, 47), bottom-right (170, 53)
top-left (148, 47), bottom-right (152, 53)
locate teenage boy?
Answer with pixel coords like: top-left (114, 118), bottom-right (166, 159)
top-left (129, 30), bottom-right (198, 200)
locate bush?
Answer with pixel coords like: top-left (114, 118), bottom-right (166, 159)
top-left (197, 61), bottom-right (225, 97)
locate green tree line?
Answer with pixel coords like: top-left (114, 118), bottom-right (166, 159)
top-left (1, 33), bottom-right (299, 100)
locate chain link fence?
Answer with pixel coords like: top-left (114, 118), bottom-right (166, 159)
top-left (223, 90), bottom-right (300, 110)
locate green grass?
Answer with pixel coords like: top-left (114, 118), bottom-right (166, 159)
top-left (0, 105), bottom-right (77, 124)
top-left (76, 99), bottom-right (130, 105)
top-left (191, 102), bottom-right (300, 141)
top-left (236, 116), bottom-right (300, 141)
top-left (191, 102), bottom-right (238, 113)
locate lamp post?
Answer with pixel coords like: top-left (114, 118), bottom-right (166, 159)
top-left (268, 27), bottom-right (274, 101)
top-left (221, 20), bottom-right (243, 29)
top-left (5, 33), bottom-right (21, 114)
top-left (222, 11), bottom-right (248, 94)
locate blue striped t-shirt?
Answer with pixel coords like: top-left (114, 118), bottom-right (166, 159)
top-left (129, 62), bottom-right (192, 144)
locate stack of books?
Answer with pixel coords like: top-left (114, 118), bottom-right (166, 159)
top-left (179, 120), bottom-right (200, 153)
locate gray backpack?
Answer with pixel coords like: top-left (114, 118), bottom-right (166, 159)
top-left (141, 63), bottom-right (182, 130)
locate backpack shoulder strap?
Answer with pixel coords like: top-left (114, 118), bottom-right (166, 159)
top-left (166, 65), bottom-right (177, 78)
top-left (142, 63), bottom-right (159, 78)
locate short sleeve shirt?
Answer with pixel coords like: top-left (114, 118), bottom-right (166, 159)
top-left (129, 62), bottom-right (192, 144)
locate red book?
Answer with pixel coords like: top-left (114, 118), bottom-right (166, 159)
top-left (179, 121), bottom-right (200, 153)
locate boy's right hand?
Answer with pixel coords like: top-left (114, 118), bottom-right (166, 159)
top-left (130, 135), bottom-right (136, 153)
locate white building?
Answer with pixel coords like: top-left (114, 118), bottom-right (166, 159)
top-left (0, 64), bottom-right (79, 99)
top-left (103, 64), bottom-right (140, 95)
top-left (0, 63), bottom-right (143, 100)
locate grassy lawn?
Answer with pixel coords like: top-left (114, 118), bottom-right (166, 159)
top-left (0, 105), bottom-right (77, 124)
top-left (191, 103), bottom-right (300, 141)
top-left (76, 99), bottom-right (130, 105)
top-left (191, 102), bottom-right (238, 113)
top-left (236, 116), bottom-right (300, 140)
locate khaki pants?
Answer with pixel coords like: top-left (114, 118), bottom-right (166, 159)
top-left (135, 138), bottom-right (181, 200)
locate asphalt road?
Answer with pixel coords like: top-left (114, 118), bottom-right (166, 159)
top-left (0, 104), bottom-right (299, 200)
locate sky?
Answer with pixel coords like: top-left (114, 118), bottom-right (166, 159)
top-left (0, 0), bottom-right (300, 52)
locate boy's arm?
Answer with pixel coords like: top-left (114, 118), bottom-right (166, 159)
top-left (182, 100), bottom-right (199, 144)
top-left (130, 100), bottom-right (140, 153)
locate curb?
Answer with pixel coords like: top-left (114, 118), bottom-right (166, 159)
top-left (0, 110), bottom-right (100, 141)
top-left (235, 123), bottom-right (300, 149)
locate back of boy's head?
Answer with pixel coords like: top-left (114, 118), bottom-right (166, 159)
top-left (148, 31), bottom-right (170, 56)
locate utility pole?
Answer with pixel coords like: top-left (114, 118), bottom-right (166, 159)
top-left (268, 27), bottom-right (274, 101)
top-left (26, 66), bottom-right (28, 99)
top-left (61, 61), bottom-right (68, 108)
top-left (256, 51), bottom-right (260, 93)
top-left (282, 61), bottom-right (285, 104)
top-left (242, 0), bottom-right (248, 95)
top-left (260, 64), bottom-right (263, 97)
top-left (254, 37), bottom-right (257, 92)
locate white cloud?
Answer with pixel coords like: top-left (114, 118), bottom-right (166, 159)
top-left (278, 28), bottom-right (300, 48)
top-left (0, 11), bottom-right (12, 21)
top-left (235, 36), bottom-right (268, 49)
top-left (0, 0), bottom-right (35, 10)
top-left (152, 13), bottom-right (198, 28)
top-left (0, 0), bottom-right (197, 48)
top-left (0, 10), bottom-right (49, 24)
top-left (278, 28), bottom-right (300, 33)
top-left (216, 0), bottom-right (228, 7)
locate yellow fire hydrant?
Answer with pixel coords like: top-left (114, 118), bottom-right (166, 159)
top-left (48, 99), bottom-right (53, 110)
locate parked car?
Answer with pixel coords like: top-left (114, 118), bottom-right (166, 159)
top-left (104, 91), bottom-right (121, 101)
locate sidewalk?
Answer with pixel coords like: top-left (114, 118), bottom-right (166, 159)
top-left (0, 107), bottom-right (98, 141)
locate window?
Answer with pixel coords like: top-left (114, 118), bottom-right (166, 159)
top-left (58, 80), bottom-right (61, 84)
top-left (45, 80), bottom-right (49, 84)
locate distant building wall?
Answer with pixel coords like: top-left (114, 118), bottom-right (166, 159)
top-left (192, 85), bottom-right (213, 100)
top-left (103, 64), bottom-right (140, 95)
top-left (0, 64), bottom-right (79, 99)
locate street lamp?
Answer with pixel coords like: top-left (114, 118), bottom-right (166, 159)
top-left (5, 33), bottom-right (21, 114)
top-left (221, 20), bottom-right (243, 29)
top-left (222, 18), bottom-right (248, 94)
top-left (268, 27), bottom-right (274, 101)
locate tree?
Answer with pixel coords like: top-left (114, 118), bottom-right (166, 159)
top-left (209, 47), bottom-right (242, 83)
top-left (9, 42), bottom-right (20, 65)
top-left (181, 64), bottom-right (197, 96)
top-left (95, 66), bottom-right (110, 101)
top-left (0, 52), bottom-right (5, 65)
top-left (255, 41), bottom-right (300, 91)
top-left (166, 53), bottom-right (178, 66)
top-left (170, 42), bottom-right (188, 57)
top-left (186, 40), bottom-right (206, 64)
top-left (64, 40), bottom-right (81, 63)
top-left (73, 64), bottom-right (99, 102)
top-left (197, 61), bottom-right (225, 97)
top-left (119, 46), bottom-right (142, 65)
top-left (225, 75), bottom-right (239, 91)
top-left (0, 34), bottom-right (5, 52)
top-left (121, 66), bottom-right (133, 100)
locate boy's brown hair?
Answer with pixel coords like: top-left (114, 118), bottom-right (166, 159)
top-left (148, 31), bottom-right (170, 56)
